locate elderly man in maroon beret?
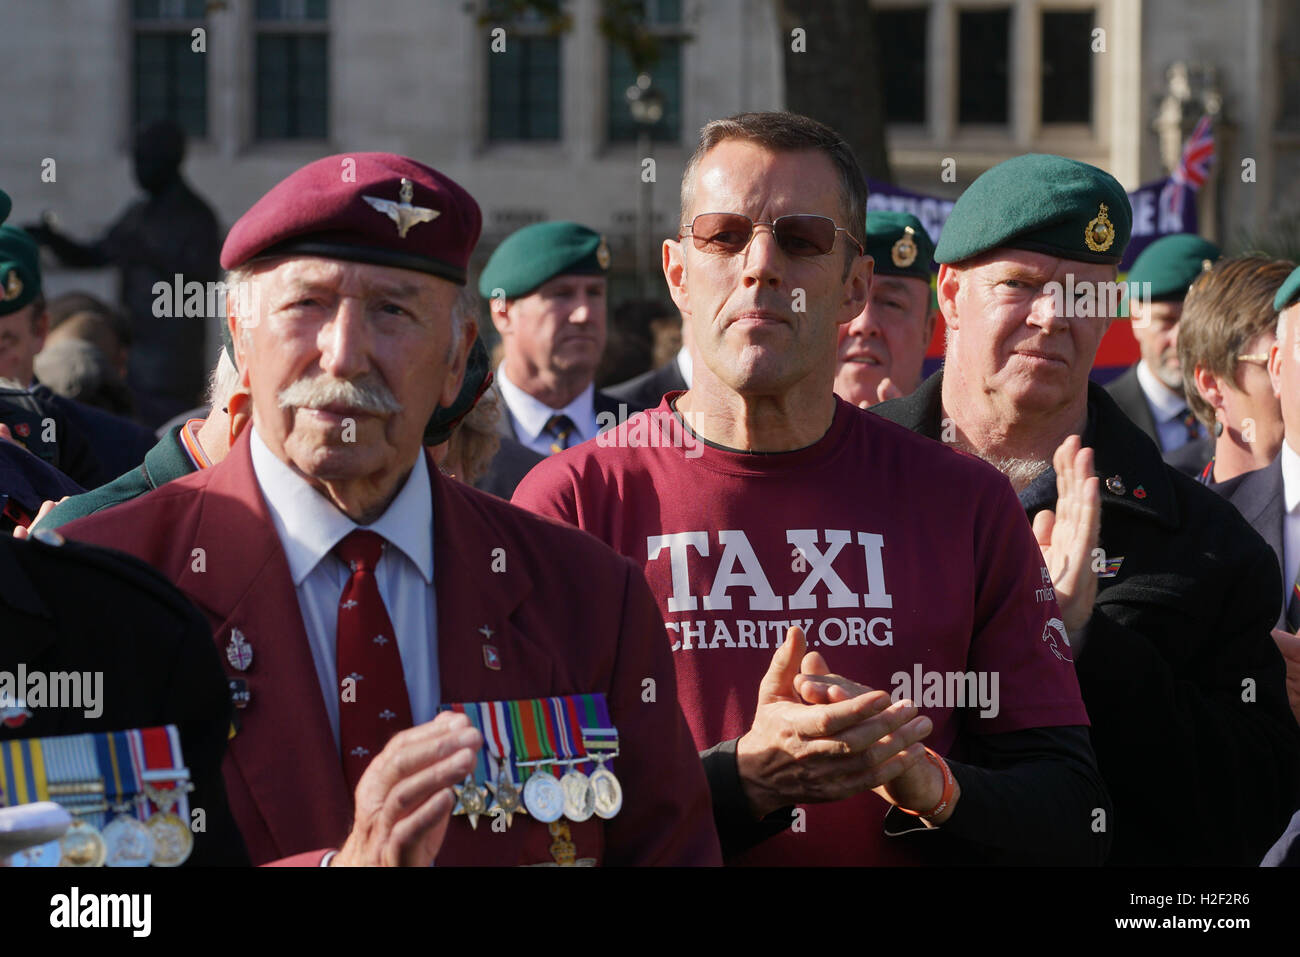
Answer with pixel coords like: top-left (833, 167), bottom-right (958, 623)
top-left (58, 153), bottom-right (720, 867)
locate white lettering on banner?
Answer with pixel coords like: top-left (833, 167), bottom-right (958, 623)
top-left (786, 529), bottom-right (859, 609)
top-left (647, 532), bottom-right (709, 612)
top-left (646, 528), bottom-right (894, 613)
top-left (705, 530), bottom-right (783, 611)
top-left (666, 617), bottom-right (894, 651)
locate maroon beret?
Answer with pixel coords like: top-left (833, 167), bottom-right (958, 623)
top-left (220, 152), bottom-right (481, 285)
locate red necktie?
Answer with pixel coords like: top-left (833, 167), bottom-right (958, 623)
top-left (334, 529), bottom-right (413, 792)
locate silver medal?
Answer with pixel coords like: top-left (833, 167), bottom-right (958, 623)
top-left (522, 769), bottom-right (565, 823)
top-left (560, 768), bottom-right (595, 822)
top-left (103, 815), bottom-right (156, 867)
top-left (590, 762), bottom-right (623, 820)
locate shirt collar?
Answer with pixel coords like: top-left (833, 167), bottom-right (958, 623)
top-left (1282, 439), bottom-right (1300, 515)
top-left (249, 426), bottom-right (434, 587)
top-left (495, 363), bottom-right (595, 442)
top-left (1135, 360), bottom-right (1188, 421)
top-left (676, 347), bottom-right (693, 388)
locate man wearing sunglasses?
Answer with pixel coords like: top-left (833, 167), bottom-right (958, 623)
top-left (871, 154), bottom-right (1300, 864)
top-left (516, 111), bottom-right (1108, 866)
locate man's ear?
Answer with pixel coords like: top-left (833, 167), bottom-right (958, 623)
top-left (1269, 338), bottom-right (1284, 399)
top-left (439, 320), bottom-right (477, 409)
top-left (227, 389), bottom-right (252, 445)
top-left (663, 238), bottom-right (690, 321)
top-left (1193, 363), bottom-right (1223, 411)
top-left (488, 295), bottom-right (511, 338)
top-left (839, 254), bottom-right (872, 325)
top-left (937, 264), bottom-right (960, 331)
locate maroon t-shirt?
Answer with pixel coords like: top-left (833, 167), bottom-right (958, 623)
top-left (513, 394), bottom-right (1089, 865)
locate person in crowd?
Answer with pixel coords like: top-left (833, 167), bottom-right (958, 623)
top-left (1174, 255), bottom-right (1292, 483)
top-left (833, 211), bottom-right (936, 408)
top-left (56, 152), bottom-right (721, 867)
top-left (870, 154), bottom-right (1300, 865)
top-left (481, 222), bottom-right (625, 454)
top-left (1105, 233), bottom-right (1220, 462)
top-left (516, 112), bottom-right (1110, 866)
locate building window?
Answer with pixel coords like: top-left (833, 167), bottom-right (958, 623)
top-left (605, 0), bottom-right (683, 143)
top-left (877, 7), bottom-right (928, 124)
top-left (132, 0), bottom-right (209, 138)
top-left (957, 7), bottom-right (1011, 125)
top-left (254, 0), bottom-right (329, 140)
top-left (487, 26), bottom-right (561, 140)
top-left (1041, 10), bottom-right (1094, 124)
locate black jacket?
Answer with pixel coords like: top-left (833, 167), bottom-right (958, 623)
top-left (0, 533), bottom-right (249, 865)
top-left (1104, 364), bottom-right (1160, 446)
top-left (873, 370), bottom-right (1300, 865)
top-left (606, 359), bottom-right (688, 413)
top-left (1212, 456), bottom-right (1286, 630)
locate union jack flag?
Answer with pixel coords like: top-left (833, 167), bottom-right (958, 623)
top-left (1165, 114), bottom-right (1215, 221)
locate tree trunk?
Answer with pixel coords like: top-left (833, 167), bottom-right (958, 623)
top-left (778, 0), bottom-right (893, 182)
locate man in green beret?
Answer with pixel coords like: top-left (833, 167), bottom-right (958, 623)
top-left (872, 152), bottom-right (1300, 865)
top-left (480, 221), bottom-right (624, 456)
top-left (0, 225), bottom-right (49, 387)
top-left (833, 211), bottom-right (936, 407)
top-left (1106, 233), bottom-right (1220, 455)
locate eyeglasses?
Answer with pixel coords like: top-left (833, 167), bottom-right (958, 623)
top-left (679, 212), bottom-right (865, 258)
top-left (1236, 353), bottom-right (1271, 364)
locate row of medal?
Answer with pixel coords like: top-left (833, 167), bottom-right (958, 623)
top-left (0, 725), bottom-right (194, 867)
top-left (447, 694), bottom-right (622, 829)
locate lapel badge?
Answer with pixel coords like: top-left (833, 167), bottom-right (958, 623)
top-left (0, 268), bottom-right (21, 302)
top-left (1085, 203), bottom-right (1115, 253)
top-left (478, 624), bottom-right (495, 641)
top-left (890, 226), bottom-right (918, 268)
top-left (1105, 474), bottom-right (1126, 496)
top-left (228, 677), bottom-right (251, 719)
top-left (596, 236), bottom-right (611, 270)
top-left (362, 177), bottom-right (440, 239)
top-left (482, 645), bottom-right (502, 671)
top-left (1099, 556), bottom-right (1125, 579)
top-left (1133, 485), bottom-right (1147, 499)
top-left (225, 628), bottom-right (254, 671)
top-left (13, 421), bottom-right (29, 438)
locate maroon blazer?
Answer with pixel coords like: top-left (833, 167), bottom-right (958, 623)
top-left (61, 427), bottom-right (720, 866)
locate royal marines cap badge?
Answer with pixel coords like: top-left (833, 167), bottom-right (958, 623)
top-left (363, 177), bottom-right (440, 239)
top-left (891, 226), bottom-right (919, 268)
top-left (596, 236), bottom-right (611, 270)
top-left (0, 268), bottom-right (22, 302)
top-left (1085, 203), bottom-right (1115, 253)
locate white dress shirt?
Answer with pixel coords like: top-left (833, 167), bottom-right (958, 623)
top-left (496, 364), bottom-right (597, 456)
top-left (1137, 360), bottom-right (1205, 452)
top-left (676, 347), bottom-right (693, 389)
top-left (1280, 440), bottom-right (1300, 612)
top-left (249, 427), bottom-right (439, 750)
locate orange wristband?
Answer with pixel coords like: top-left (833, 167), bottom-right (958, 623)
top-left (900, 747), bottom-right (955, 819)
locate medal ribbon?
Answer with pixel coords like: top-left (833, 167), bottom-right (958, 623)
top-left (478, 702), bottom-right (508, 785)
top-left (546, 696), bottom-right (578, 768)
top-left (578, 694), bottom-right (619, 773)
top-left (525, 698), bottom-right (557, 779)
top-left (487, 701), bottom-right (516, 784)
top-left (448, 702), bottom-right (491, 785)
top-left (507, 699), bottom-right (546, 782)
top-left (1, 738), bottom-right (49, 805)
top-left (138, 725), bottom-right (191, 821)
top-left (563, 695), bottom-right (593, 773)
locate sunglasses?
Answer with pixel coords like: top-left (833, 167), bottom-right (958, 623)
top-left (679, 212), bottom-right (865, 258)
